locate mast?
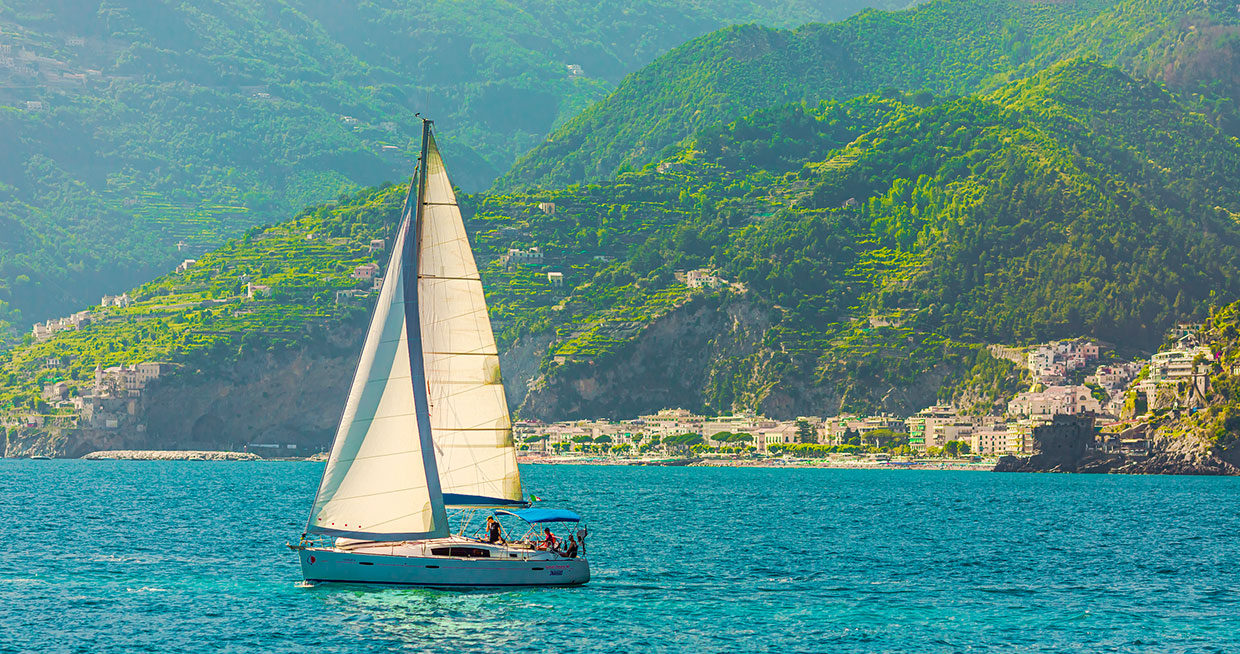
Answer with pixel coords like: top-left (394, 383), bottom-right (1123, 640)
top-left (405, 118), bottom-right (450, 530)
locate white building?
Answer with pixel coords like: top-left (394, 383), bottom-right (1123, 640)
top-left (246, 283), bottom-right (272, 299)
top-left (1147, 346), bottom-right (1211, 384)
top-left (905, 406), bottom-right (961, 452)
top-left (685, 269), bottom-right (724, 289)
top-left (1008, 385), bottom-right (1101, 417)
top-left (1026, 340), bottom-right (1100, 384)
top-left (504, 247), bottom-right (544, 266)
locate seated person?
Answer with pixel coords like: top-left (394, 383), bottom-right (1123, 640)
top-left (485, 516), bottom-right (504, 544)
top-left (562, 534), bottom-right (578, 559)
top-left (538, 527), bottom-right (557, 551)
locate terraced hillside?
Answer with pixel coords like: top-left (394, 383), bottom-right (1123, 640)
top-left (6, 58), bottom-right (1240, 453)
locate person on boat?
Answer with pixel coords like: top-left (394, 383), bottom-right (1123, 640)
top-left (561, 534), bottom-right (578, 559)
top-left (485, 516), bottom-right (504, 544)
top-left (539, 527), bottom-right (557, 551)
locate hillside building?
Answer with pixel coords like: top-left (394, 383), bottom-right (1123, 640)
top-left (101, 293), bottom-right (131, 308)
top-left (1007, 385), bottom-right (1102, 417)
top-left (352, 263), bottom-right (380, 280)
top-left (503, 247), bottom-right (544, 267)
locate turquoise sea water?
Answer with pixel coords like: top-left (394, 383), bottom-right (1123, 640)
top-left (2, 461), bottom-right (1238, 653)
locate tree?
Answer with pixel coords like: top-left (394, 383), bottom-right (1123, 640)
top-left (943, 440), bottom-right (971, 457)
top-left (795, 419), bottom-right (816, 443)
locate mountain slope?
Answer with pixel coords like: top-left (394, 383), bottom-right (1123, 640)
top-left (497, 0), bottom-right (1240, 191)
top-left (7, 59), bottom-right (1240, 453)
top-left (0, 0), bottom-right (912, 336)
top-left (488, 58), bottom-right (1240, 418)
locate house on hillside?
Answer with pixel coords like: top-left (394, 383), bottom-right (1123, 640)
top-left (352, 263), bottom-right (380, 280)
top-left (538, 202), bottom-right (556, 215)
top-left (1007, 385), bottom-right (1101, 417)
top-left (686, 269), bottom-right (724, 289)
top-left (246, 283), bottom-right (272, 299)
top-left (175, 259), bottom-right (196, 273)
top-left (336, 289), bottom-right (364, 304)
top-left (369, 238), bottom-right (385, 253)
top-left (101, 293), bottom-right (131, 308)
top-left (502, 247), bottom-right (544, 267)
top-left (547, 272), bottom-right (563, 288)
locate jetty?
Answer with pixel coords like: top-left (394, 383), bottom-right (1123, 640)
top-left (82, 450), bottom-right (261, 461)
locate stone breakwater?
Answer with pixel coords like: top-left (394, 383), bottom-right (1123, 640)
top-left (82, 450), bottom-right (261, 461)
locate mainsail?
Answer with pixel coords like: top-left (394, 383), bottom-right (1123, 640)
top-left (305, 120), bottom-right (522, 541)
top-left (417, 129), bottom-right (524, 506)
top-left (305, 181), bottom-right (448, 540)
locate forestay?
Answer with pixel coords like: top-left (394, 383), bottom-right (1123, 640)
top-left (417, 131), bottom-right (524, 506)
top-left (305, 186), bottom-right (449, 540)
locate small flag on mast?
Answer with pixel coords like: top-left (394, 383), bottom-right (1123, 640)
top-left (530, 494), bottom-right (543, 502)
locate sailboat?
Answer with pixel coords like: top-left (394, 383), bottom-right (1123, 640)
top-left (290, 119), bottom-right (589, 587)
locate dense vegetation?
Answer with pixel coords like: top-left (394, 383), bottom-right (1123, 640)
top-left (498, 0), bottom-right (1240, 191)
top-left (0, 0), bottom-right (911, 335)
top-left (482, 58), bottom-right (1240, 416)
top-left (6, 0), bottom-right (1240, 424)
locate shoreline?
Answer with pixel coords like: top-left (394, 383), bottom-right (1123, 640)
top-left (30, 451), bottom-right (996, 470)
top-left (517, 456), bottom-right (997, 471)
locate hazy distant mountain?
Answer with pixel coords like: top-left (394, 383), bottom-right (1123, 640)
top-left (0, 0), bottom-right (913, 334)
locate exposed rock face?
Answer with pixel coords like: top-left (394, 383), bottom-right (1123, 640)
top-left (500, 330), bottom-right (556, 407)
top-left (995, 417), bottom-right (1240, 475)
top-left (758, 360), bottom-right (958, 421)
top-left (141, 340), bottom-right (361, 453)
top-left (518, 296), bottom-right (774, 420)
top-left (6, 324), bottom-right (365, 457)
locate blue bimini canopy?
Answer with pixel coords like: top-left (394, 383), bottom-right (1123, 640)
top-left (495, 508), bottom-right (582, 524)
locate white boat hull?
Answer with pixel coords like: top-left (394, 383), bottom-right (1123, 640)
top-left (296, 538), bottom-right (590, 587)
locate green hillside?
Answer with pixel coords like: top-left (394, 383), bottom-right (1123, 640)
top-left (497, 0), bottom-right (1240, 191)
top-left (487, 58), bottom-right (1240, 416)
top-left (0, 0), bottom-right (911, 336)
top-left (4, 58), bottom-right (1239, 427)
top-left (0, 184), bottom-right (403, 414)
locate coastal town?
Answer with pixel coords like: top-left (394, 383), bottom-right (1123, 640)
top-left (515, 328), bottom-right (1215, 465)
top-left (4, 320), bottom-right (1218, 464)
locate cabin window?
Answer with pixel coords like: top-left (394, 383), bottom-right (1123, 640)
top-left (430, 547), bottom-right (491, 558)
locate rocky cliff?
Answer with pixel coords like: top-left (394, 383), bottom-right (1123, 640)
top-left (517, 295), bottom-right (774, 420)
top-left (995, 420), bottom-right (1240, 476)
top-left (4, 323), bottom-right (365, 458)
